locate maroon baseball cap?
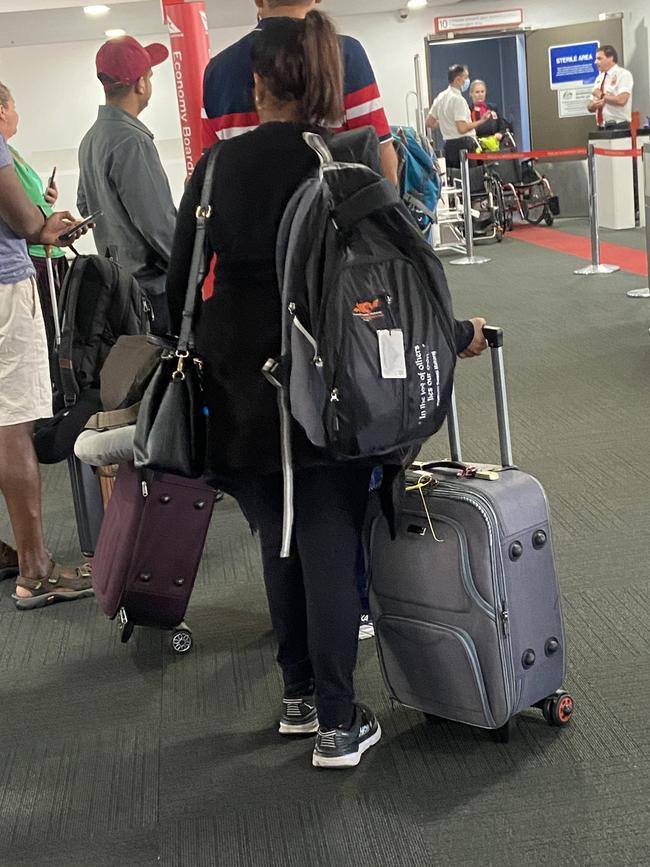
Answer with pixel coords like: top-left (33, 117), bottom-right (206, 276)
top-left (96, 35), bottom-right (169, 88)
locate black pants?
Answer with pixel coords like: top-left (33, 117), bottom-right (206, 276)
top-left (234, 464), bottom-right (372, 729)
top-left (599, 121), bottom-right (630, 130)
top-left (443, 136), bottom-right (479, 169)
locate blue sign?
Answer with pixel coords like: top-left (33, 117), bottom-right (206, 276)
top-left (549, 41), bottom-right (599, 90)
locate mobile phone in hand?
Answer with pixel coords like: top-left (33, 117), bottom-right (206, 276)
top-left (58, 209), bottom-right (102, 243)
top-left (47, 166), bottom-right (57, 188)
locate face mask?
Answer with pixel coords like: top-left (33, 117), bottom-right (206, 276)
top-left (462, 78), bottom-right (470, 93)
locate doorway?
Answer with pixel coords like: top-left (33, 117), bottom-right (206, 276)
top-left (426, 33), bottom-right (531, 151)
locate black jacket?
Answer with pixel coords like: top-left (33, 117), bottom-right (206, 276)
top-left (166, 123), bottom-right (473, 484)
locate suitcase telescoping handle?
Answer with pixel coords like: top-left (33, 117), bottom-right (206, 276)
top-left (447, 325), bottom-right (514, 468)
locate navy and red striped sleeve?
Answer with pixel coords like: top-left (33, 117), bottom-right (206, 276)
top-left (339, 36), bottom-right (392, 143)
top-left (202, 34), bottom-right (259, 145)
top-left (203, 30), bottom-right (392, 145)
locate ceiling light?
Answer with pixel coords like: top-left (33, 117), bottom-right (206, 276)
top-left (84, 5), bottom-right (111, 16)
top-left (105, 29), bottom-right (126, 38)
top-left (406, 0), bottom-right (428, 9)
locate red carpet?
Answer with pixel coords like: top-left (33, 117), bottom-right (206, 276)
top-left (510, 224), bottom-right (648, 276)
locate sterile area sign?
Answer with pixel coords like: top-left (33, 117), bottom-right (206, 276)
top-left (549, 41), bottom-right (599, 90)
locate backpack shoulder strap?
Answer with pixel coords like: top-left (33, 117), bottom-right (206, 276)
top-left (58, 256), bottom-right (89, 407)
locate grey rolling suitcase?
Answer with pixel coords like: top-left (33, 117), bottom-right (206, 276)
top-left (67, 455), bottom-right (105, 558)
top-left (369, 327), bottom-right (574, 741)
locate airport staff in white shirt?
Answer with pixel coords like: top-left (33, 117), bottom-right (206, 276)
top-left (588, 45), bottom-right (634, 130)
top-left (426, 64), bottom-right (495, 168)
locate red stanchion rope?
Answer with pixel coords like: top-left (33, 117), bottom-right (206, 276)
top-left (466, 148), bottom-right (587, 161)
top-left (592, 147), bottom-right (642, 158)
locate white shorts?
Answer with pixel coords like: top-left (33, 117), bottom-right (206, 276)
top-left (0, 277), bottom-right (52, 427)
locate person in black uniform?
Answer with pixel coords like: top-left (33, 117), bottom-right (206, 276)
top-left (166, 12), bottom-right (487, 770)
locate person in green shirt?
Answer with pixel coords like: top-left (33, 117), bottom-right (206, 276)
top-left (0, 81), bottom-right (68, 355)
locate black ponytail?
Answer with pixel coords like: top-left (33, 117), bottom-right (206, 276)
top-left (251, 12), bottom-right (344, 126)
top-left (302, 11), bottom-right (344, 125)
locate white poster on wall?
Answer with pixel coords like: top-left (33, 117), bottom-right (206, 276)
top-left (557, 86), bottom-right (594, 118)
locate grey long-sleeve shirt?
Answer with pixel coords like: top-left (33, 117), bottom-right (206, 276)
top-left (77, 105), bottom-right (176, 297)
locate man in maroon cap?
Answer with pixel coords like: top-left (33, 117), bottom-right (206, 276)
top-left (77, 35), bottom-right (176, 333)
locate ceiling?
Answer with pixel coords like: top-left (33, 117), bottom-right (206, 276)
top-left (0, 0), bottom-right (459, 49)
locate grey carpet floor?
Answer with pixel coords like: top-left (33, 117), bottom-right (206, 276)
top-left (1, 232), bottom-right (650, 867)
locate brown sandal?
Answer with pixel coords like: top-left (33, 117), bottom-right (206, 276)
top-left (13, 560), bottom-right (94, 610)
top-left (0, 541), bottom-right (19, 581)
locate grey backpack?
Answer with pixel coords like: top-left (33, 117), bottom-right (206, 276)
top-left (264, 132), bottom-right (458, 555)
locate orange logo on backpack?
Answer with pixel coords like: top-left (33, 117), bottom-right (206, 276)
top-left (353, 298), bottom-right (384, 321)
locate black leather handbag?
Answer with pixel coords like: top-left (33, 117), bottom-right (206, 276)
top-left (133, 147), bottom-right (220, 478)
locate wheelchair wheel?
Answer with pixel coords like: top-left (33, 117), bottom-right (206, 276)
top-left (486, 175), bottom-right (508, 236)
top-left (521, 199), bottom-right (546, 225)
top-left (544, 208), bottom-right (554, 227)
top-left (521, 184), bottom-right (547, 225)
top-left (495, 186), bottom-right (509, 234)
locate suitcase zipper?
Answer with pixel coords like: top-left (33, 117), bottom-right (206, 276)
top-left (416, 484), bottom-right (516, 718)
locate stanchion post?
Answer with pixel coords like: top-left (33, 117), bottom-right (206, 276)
top-left (450, 150), bottom-right (491, 266)
top-left (413, 54), bottom-right (427, 141)
top-left (627, 142), bottom-right (650, 298)
top-left (574, 142), bottom-right (620, 275)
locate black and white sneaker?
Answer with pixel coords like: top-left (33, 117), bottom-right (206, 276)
top-left (312, 703), bottom-right (381, 768)
top-left (279, 696), bottom-right (319, 735)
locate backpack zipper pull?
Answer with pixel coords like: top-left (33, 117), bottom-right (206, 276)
top-left (143, 298), bottom-right (154, 321)
top-left (330, 388), bottom-right (340, 403)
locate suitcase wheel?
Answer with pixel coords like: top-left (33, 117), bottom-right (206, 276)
top-left (542, 690), bottom-right (574, 727)
top-left (492, 720), bottom-right (512, 743)
top-left (171, 628), bottom-right (193, 655)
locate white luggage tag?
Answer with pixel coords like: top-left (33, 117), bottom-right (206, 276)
top-left (377, 329), bottom-right (407, 379)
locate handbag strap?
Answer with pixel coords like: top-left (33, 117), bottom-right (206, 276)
top-left (177, 145), bottom-right (221, 353)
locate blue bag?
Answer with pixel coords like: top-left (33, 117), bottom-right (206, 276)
top-left (391, 126), bottom-right (441, 232)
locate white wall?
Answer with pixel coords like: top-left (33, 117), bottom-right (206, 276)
top-left (1, 30), bottom-right (191, 220)
top-left (0, 2), bottom-right (648, 245)
top-left (340, 2), bottom-right (650, 124)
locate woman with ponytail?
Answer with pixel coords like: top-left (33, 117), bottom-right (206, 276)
top-left (166, 11), bottom-right (384, 770)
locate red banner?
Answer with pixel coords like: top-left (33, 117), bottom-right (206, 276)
top-left (162, 0), bottom-right (211, 177)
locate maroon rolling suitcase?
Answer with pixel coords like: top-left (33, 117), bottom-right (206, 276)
top-left (92, 463), bottom-right (218, 653)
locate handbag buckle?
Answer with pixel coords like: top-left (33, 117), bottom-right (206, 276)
top-left (195, 205), bottom-right (212, 219)
top-left (173, 354), bottom-right (187, 380)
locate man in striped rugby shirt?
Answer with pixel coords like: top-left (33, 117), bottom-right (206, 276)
top-left (202, 0), bottom-right (398, 185)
